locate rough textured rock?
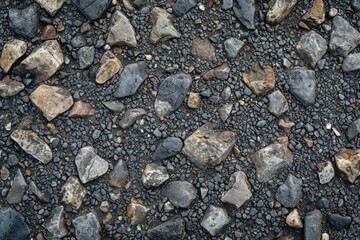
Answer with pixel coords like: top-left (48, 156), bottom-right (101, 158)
top-left (218, 103), bottom-right (233, 121)
top-left (149, 7), bottom-right (181, 44)
top-left (72, 0), bottom-right (111, 20)
top-left (242, 64), bottom-right (276, 96)
top-left (9, 5), bottom-right (39, 38)
top-left (0, 208), bottom-right (30, 240)
top-left (113, 61), bottom-right (148, 98)
top-left (96, 51), bottom-right (122, 84)
top-left (73, 212), bottom-right (101, 240)
top-left (44, 206), bottom-right (67, 239)
top-left (173, 0), bottom-right (197, 16)
top-left (6, 169), bottom-right (27, 204)
top-left (224, 37), bottom-right (244, 58)
top-left (221, 171), bottom-right (252, 209)
top-left (147, 217), bottom-right (185, 240)
top-left (352, 0), bottom-right (360, 11)
top-left (286, 209), bottom-right (303, 229)
top-left (162, 181), bottom-right (197, 208)
top-left (187, 92), bottom-right (201, 109)
top-left (335, 148), bottom-right (360, 183)
top-left (109, 160), bottom-right (129, 188)
top-left (287, 67), bottom-right (316, 106)
top-left (251, 137), bottom-right (293, 182)
top-left (275, 174), bottom-right (303, 208)
top-left (14, 40), bottom-right (64, 83)
top-left (347, 118), bottom-right (360, 140)
top-left (182, 123), bottom-right (236, 169)
top-left (267, 90), bottom-right (288, 117)
top-left (317, 161), bottom-right (335, 184)
top-left (35, 0), bottom-right (65, 16)
top-left (304, 210), bottom-right (322, 240)
top-left (0, 39), bottom-right (27, 73)
top-left (75, 146), bottom-right (109, 184)
top-left (296, 30), bottom-right (328, 68)
top-left (119, 108), bottom-right (146, 129)
top-left (152, 137), bottom-right (183, 160)
top-left (78, 46), bottom-right (95, 69)
top-left (40, 25), bottom-right (57, 41)
top-left (329, 16), bottom-right (360, 56)
top-left (142, 162), bottom-right (169, 188)
top-left (232, 0), bottom-right (255, 30)
top-left (0, 76), bottom-right (25, 98)
top-left (29, 181), bottom-right (50, 202)
top-left (154, 73), bottom-right (192, 118)
top-left (302, 0), bottom-right (325, 25)
top-left (266, 0), bottom-right (298, 24)
top-left (61, 176), bottom-right (87, 209)
top-left (69, 101), bottom-right (95, 118)
top-left (30, 84), bottom-right (73, 121)
top-left (342, 53), bottom-right (360, 72)
top-left (329, 214), bottom-right (351, 230)
top-left (201, 205), bottom-right (231, 236)
top-left (127, 198), bottom-right (150, 225)
top-left (107, 11), bottom-right (137, 47)
top-left (191, 38), bottom-right (215, 61)
top-left (11, 129), bottom-right (52, 164)
top-left (203, 63), bottom-right (230, 80)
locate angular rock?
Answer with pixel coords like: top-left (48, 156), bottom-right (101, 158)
top-left (75, 146), bottom-right (109, 184)
top-left (0, 39), bottom-right (27, 73)
top-left (233, 0), bottom-right (255, 30)
top-left (203, 63), bottom-right (230, 80)
top-left (44, 206), bottom-right (67, 239)
top-left (162, 181), bottom-right (197, 208)
top-left (149, 7), bottom-right (181, 44)
top-left (224, 37), bottom-right (244, 58)
top-left (142, 162), bottom-right (169, 188)
top-left (0, 166), bottom-right (9, 180)
top-left (102, 101), bottom-right (125, 113)
top-left (61, 176), bottom-right (87, 209)
top-left (29, 181), bottom-right (50, 202)
top-left (317, 161), bottom-right (335, 184)
top-left (113, 61), bottom-right (148, 98)
top-left (109, 160), bottom-right (129, 188)
top-left (96, 51), bottom-right (122, 84)
top-left (11, 129), bottom-right (52, 164)
top-left (352, 0), bottom-right (360, 11)
top-left (335, 148), bottom-right (360, 183)
top-left (119, 108), bottom-right (146, 129)
top-left (71, 35), bottom-right (87, 48)
top-left (173, 0), bottom-right (197, 16)
top-left (222, 0), bottom-right (233, 10)
top-left (275, 174), bottom-right (302, 208)
top-left (154, 73), bottom-right (192, 118)
top-left (72, 0), bottom-right (111, 21)
top-left (287, 67), bottom-right (316, 106)
top-left (251, 136), bottom-right (293, 182)
top-left (30, 84), bottom-right (73, 121)
top-left (152, 137), bottom-right (183, 160)
top-left (267, 90), bottom-right (288, 117)
top-left (342, 53), bottom-right (360, 72)
top-left (69, 101), bottom-right (95, 118)
top-left (6, 169), bottom-right (27, 204)
top-left (286, 209), bottom-right (303, 229)
top-left (107, 11), bottom-right (137, 47)
top-left (304, 210), bottom-right (322, 240)
top-left (266, 0), bottom-right (298, 24)
top-left (182, 123), bottom-right (236, 168)
top-left (0, 208), bottom-right (30, 240)
top-left (78, 46), bottom-right (95, 69)
top-left (278, 119), bottom-right (295, 133)
top-left (9, 5), bottom-right (39, 38)
top-left (329, 214), bottom-right (351, 230)
top-left (242, 63), bottom-right (276, 96)
top-left (14, 40), bottom-right (64, 83)
top-left (347, 118), bottom-right (360, 140)
top-left (40, 25), bottom-right (57, 41)
top-left (201, 205), bottom-right (231, 236)
top-left (302, 0), bottom-right (325, 25)
top-left (35, 0), bottom-right (65, 16)
top-left (296, 30), bottom-right (328, 68)
top-left (221, 171), bottom-right (252, 208)
top-left (191, 38), bottom-right (215, 61)
top-left (73, 212), bottom-right (101, 240)
top-left (187, 92), bottom-right (201, 109)
top-left (218, 103), bottom-right (233, 121)
top-left (329, 16), bottom-right (360, 56)
top-left (126, 198), bottom-right (150, 225)
top-left (147, 217), bottom-right (185, 240)
top-left (0, 76), bottom-right (25, 98)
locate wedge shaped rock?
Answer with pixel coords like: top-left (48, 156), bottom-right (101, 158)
top-left (0, 39), bottom-right (27, 73)
top-left (107, 11), bottom-right (137, 47)
top-left (221, 171), bottom-right (252, 209)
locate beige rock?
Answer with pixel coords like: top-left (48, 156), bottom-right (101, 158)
top-left (126, 198), bottom-right (150, 225)
top-left (149, 7), bottom-right (181, 44)
top-left (35, 0), bottom-right (65, 16)
top-left (242, 63), bottom-right (276, 96)
top-left (187, 92), bottom-right (201, 109)
top-left (335, 148), bottom-right (360, 183)
top-left (191, 38), bottom-right (215, 61)
top-left (322, 233), bottom-right (330, 240)
top-left (61, 176), bottom-right (87, 209)
top-left (69, 100), bottom-right (95, 117)
top-left (266, 0), bottom-right (298, 24)
top-left (96, 51), bottom-right (122, 84)
top-left (107, 11), bottom-right (137, 47)
top-left (279, 119), bottom-right (295, 133)
top-left (0, 76), bottom-right (25, 97)
top-left (0, 39), bottom-right (27, 73)
top-left (203, 63), bottom-right (230, 80)
top-left (286, 209), bottom-right (303, 229)
top-left (30, 84), bottom-right (73, 121)
top-left (303, 0), bottom-right (325, 25)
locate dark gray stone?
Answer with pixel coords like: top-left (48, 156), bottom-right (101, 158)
top-left (173, 0), bottom-right (197, 17)
top-left (222, 0), bottom-right (233, 10)
top-left (119, 108), bottom-right (146, 129)
top-left (267, 90), bottom-right (288, 117)
top-left (304, 210), bottom-right (322, 240)
top-left (152, 137), bottom-right (183, 160)
top-left (9, 5), bottom-right (39, 38)
top-left (6, 169), bottom-right (27, 204)
top-left (73, 212), bottom-right (101, 240)
top-left (201, 205), bottom-right (231, 236)
top-left (72, 0), bottom-right (111, 21)
top-left (329, 214), bottom-right (351, 230)
top-left (162, 181), bottom-right (197, 208)
top-left (347, 118), bottom-right (360, 140)
top-left (288, 67), bottom-right (316, 106)
top-left (342, 53), bottom-right (360, 72)
top-left (44, 206), bottom-right (67, 239)
top-left (109, 160), bottom-right (129, 188)
top-left (275, 174), bottom-right (303, 208)
top-left (102, 101), bottom-right (125, 113)
top-left (224, 37), bottom-right (244, 58)
top-left (78, 46), bottom-right (95, 69)
top-left (0, 208), bottom-right (30, 240)
top-left (147, 217), bottom-right (185, 240)
top-left (352, 0), bottom-right (360, 11)
top-left (233, 0), bottom-right (255, 30)
top-left (218, 103), bottom-right (233, 122)
top-left (29, 181), bottom-right (50, 202)
top-left (71, 35), bottom-right (87, 48)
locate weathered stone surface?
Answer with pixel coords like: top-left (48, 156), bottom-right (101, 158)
top-left (296, 30), bottom-right (328, 68)
top-left (107, 11), bottom-right (137, 47)
top-left (35, 0), bottom-right (65, 16)
top-left (61, 176), bottom-right (87, 209)
top-left (152, 137), bottom-right (183, 160)
top-left (44, 206), bottom-right (67, 239)
top-left (329, 16), bottom-right (360, 57)
top-left (267, 90), bottom-right (288, 117)
top-left (286, 209), bottom-right (303, 229)
top-left (0, 76), bottom-right (25, 98)
top-left (275, 174), bottom-right (303, 208)
top-left (40, 25), bottom-right (57, 41)
top-left (75, 146), bottom-right (109, 184)
top-left (69, 101), bottom-right (95, 118)
top-left (113, 61), bottom-right (148, 98)
top-left (251, 137), bottom-right (293, 182)
top-left (102, 101), bottom-right (125, 113)
top-left (119, 108), bottom-right (146, 129)
top-left (173, 0), bottom-right (197, 16)
top-left (142, 162), bottom-right (169, 188)
top-left (187, 92), bottom-right (201, 109)
top-left (9, 4), bottom-right (39, 38)
top-left (30, 84), bottom-right (73, 121)
top-left (218, 103), bottom-right (233, 121)
top-left (11, 129), bottom-right (52, 164)
top-left (72, 0), bottom-right (111, 20)
top-left (154, 73), bottom-right (192, 118)
top-left (6, 169), bottom-right (27, 204)
top-left (191, 38), bottom-right (215, 61)
top-left (233, 0), bottom-right (255, 30)
top-left (96, 51), bottom-right (122, 84)
top-left (0, 39), bottom-right (27, 73)
top-left (287, 67), bottom-right (316, 106)
top-left (0, 208), bottom-right (30, 240)
top-left (147, 217), bottom-right (185, 240)
top-left (221, 171), bottom-right (252, 209)
top-left (342, 53), bottom-right (360, 72)
top-left (347, 118), bottom-right (360, 140)
top-left (29, 181), bottom-right (50, 202)
top-left (127, 198), bottom-right (150, 225)
top-left (149, 7), bottom-right (181, 44)
top-left (279, 119), bottom-right (295, 133)
top-left (73, 212), bottom-right (101, 240)
top-left (14, 40), bottom-right (64, 83)
top-left (335, 148), bottom-right (360, 183)
top-left (329, 214), bottom-right (351, 230)
top-left (352, 0), bottom-right (360, 11)
top-left (203, 63), bottom-right (230, 80)
top-left (182, 123), bottom-right (236, 168)
top-left (224, 37), bottom-right (244, 58)
top-left (78, 46), bottom-right (95, 69)
top-left (201, 205), bottom-right (231, 236)
top-left (304, 210), bottom-right (322, 240)
top-left (109, 160), bottom-right (129, 188)
top-left (162, 181), bottom-right (197, 208)
top-left (302, 0), bottom-right (325, 25)
top-left (266, 0), bottom-right (298, 24)
top-left (242, 64), bottom-right (276, 96)
top-left (317, 161), bottom-right (335, 184)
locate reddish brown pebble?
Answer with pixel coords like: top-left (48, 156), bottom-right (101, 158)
top-left (69, 101), bottom-right (95, 118)
top-left (41, 25), bottom-right (56, 41)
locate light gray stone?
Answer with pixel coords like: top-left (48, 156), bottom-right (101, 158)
top-left (233, 0), bottom-right (255, 30)
top-left (119, 108), bottom-right (146, 129)
top-left (224, 38), bottom-right (244, 58)
top-left (201, 205), bottom-right (231, 236)
top-left (107, 11), bottom-right (137, 47)
top-left (73, 212), bottom-right (101, 240)
top-left (6, 169), bottom-right (27, 204)
top-left (288, 67), bottom-right (316, 106)
top-left (61, 176), bottom-right (87, 209)
top-left (142, 162), bottom-right (169, 188)
top-left (78, 46), bottom-right (95, 69)
top-left (44, 206), bottom-right (67, 239)
top-left (342, 53), bottom-right (360, 72)
top-left (347, 118), bottom-right (360, 140)
top-left (109, 160), bottom-right (129, 188)
top-left (275, 174), bottom-right (303, 208)
top-left (267, 90), bottom-right (288, 117)
top-left (221, 171), bottom-right (252, 209)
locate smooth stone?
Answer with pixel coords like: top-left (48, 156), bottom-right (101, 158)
top-left (342, 53), bottom-right (360, 72)
top-left (29, 181), bottom-right (50, 202)
top-left (221, 171), bottom-right (252, 209)
top-left (102, 101), bottom-right (125, 113)
top-left (72, 0), bottom-right (111, 20)
top-left (69, 100), bottom-right (96, 118)
top-left (35, 0), bottom-right (65, 16)
top-left (0, 208), bottom-right (30, 240)
top-left (304, 210), bottom-right (322, 240)
top-left (6, 169), bottom-right (27, 204)
top-left (287, 67), bottom-right (316, 106)
top-left (201, 205), bottom-right (231, 236)
top-left (347, 118), bottom-right (360, 140)
top-left (152, 137), bottom-right (183, 160)
top-left (73, 212), bottom-right (101, 240)
top-left (109, 159), bottom-right (129, 188)
top-left (0, 39), bottom-right (27, 73)
top-left (44, 206), bottom-right (67, 239)
top-left (329, 214), bottom-right (351, 230)
top-left (162, 181), bottom-right (197, 208)
top-left (147, 217), bottom-right (185, 239)
top-left (119, 108), bottom-right (146, 129)
top-left (275, 174), bottom-right (303, 208)
top-left (141, 162), bottom-right (169, 188)
top-left (61, 176), bottom-right (87, 209)
top-left (107, 11), bottom-right (137, 47)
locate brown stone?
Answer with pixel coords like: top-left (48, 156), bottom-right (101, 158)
top-left (279, 119), bottom-right (295, 133)
top-left (304, 138), bottom-right (314, 148)
top-left (190, 38), bottom-right (215, 61)
top-left (187, 92), bottom-right (201, 109)
top-left (40, 25), bottom-right (56, 41)
top-left (69, 101), bottom-right (95, 118)
top-left (96, 51), bottom-right (122, 84)
top-left (0, 76), bottom-right (25, 97)
top-left (335, 148), bottom-right (360, 183)
top-left (242, 63), bottom-right (276, 96)
top-left (299, 21), bottom-right (310, 30)
top-left (203, 63), bottom-right (230, 80)
top-left (0, 39), bottom-right (27, 73)
top-left (126, 198), bottom-right (149, 225)
top-left (303, 0), bottom-right (325, 25)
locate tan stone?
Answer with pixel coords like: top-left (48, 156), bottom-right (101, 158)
top-left (0, 39), bottom-right (27, 73)
top-left (190, 38), bottom-right (215, 61)
top-left (242, 63), bottom-right (276, 96)
top-left (203, 63), bottom-right (230, 80)
top-left (35, 0), bottom-right (65, 16)
top-left (266, 0), bottom-right (298, 24)
top-left (279, 119), bottom-right (295, 133)
top-left (187, 92), bottom-right (201, 109)
top-left (286, 209), bottom-right (303, 229)
top-left (61, 176), bottom-right (87, 209)
top-left (69, 101), bottom-right (95, 118)
top-left (0, 76), bottom-right (25, 97)
top-left (304, 138), bottom-right (314, 148)
top-left (303, 0), bottom-right (325, 25)
top-left (335, 148), bottom-right (360, 183)
top-left (96, 51), bottom-right (122, 84)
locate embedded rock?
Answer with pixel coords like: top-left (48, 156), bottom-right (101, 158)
top-left (6, 169), bottom-right (27, 204)
top-left (0, 208), bottom-right (30, 240)
top-left (119, 108), bottom-right (146, 129)
top-left (173, 0), bottom-right (197, 16)
top-left (191, 38), bottom-right (215, 61)
top-left (0, 39), bottom-right (27, 73)
top-left (342, 53), bottom-right (360, 72)
top-left (275, 174), bottom-right (303, 208)
top-left (73, 212), bottom-right (101, 240)
top-left (317, 161), bottom-right (335, 184)
top-left (142, 162), bottom-right (169, 188)
top-left (73, 0), bottom-right (111, 21)
top-left (102, 101), bottom-right (125, 113)
top-left (233, 0), bottom-right (255, 30)
top-left (287, 67), bottom-right (316, 106)
top-left (69, 101), bottom-right (95, 118)
top-left (242, 63), bottom-right (276, 96)
top-left (224, 37), bottom-right (244, 58)
top-left (329, 214), bottom-right (351, 230)
top-left (9, 5), bottom-right (39, 38)
top-left (266, 0), bottom-right (298, 24)
top-left (302, 0), bottom-right (325, 25)
top-left (152, 137), bottom-right (183, 160)
top-left (221, 171), bottom-right (252, 209)
top-left (347, 118), bottom-right (360, 140)
top-left (35, 0), bottom-right (65, 16)
top-left (286, 209), bottom-right (303, 229)
top-left (61, 176), bottom-right (87, 209)
top-left (267, 90), bottom-right (288, 117)
top-left (109, 160), bottom-right (129, 188)
top-left (304, 210), bottom-right (322, 240)
top-left (127, 198), bottom-right (150, 225)
top-left (162, 181), bottom-right (197, 208)
top-left (201, 205), bottom-right (231, 236)
top-left (335, 148), bottom-right (360, 183)
top-left (107, 11), bottom-right (137, 47)
top-left (78, 46), bottom-right (95, 69)
top-left (29, 181), bottom-right (50, 202)
top-left (218, 103), bottom-right (233, 121)
top-left (149, 7), bottom-right (181, 44)
top-left (0, 76), bottom-right (25, 98)
top-left (44, 206), bottom-right (67, 239)
top-left (147, 217), bottom-right (185, 240)
top-left (203, 63), bottom-right (230, 80)
top-left (96, 51), bottom-right (122, 84)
